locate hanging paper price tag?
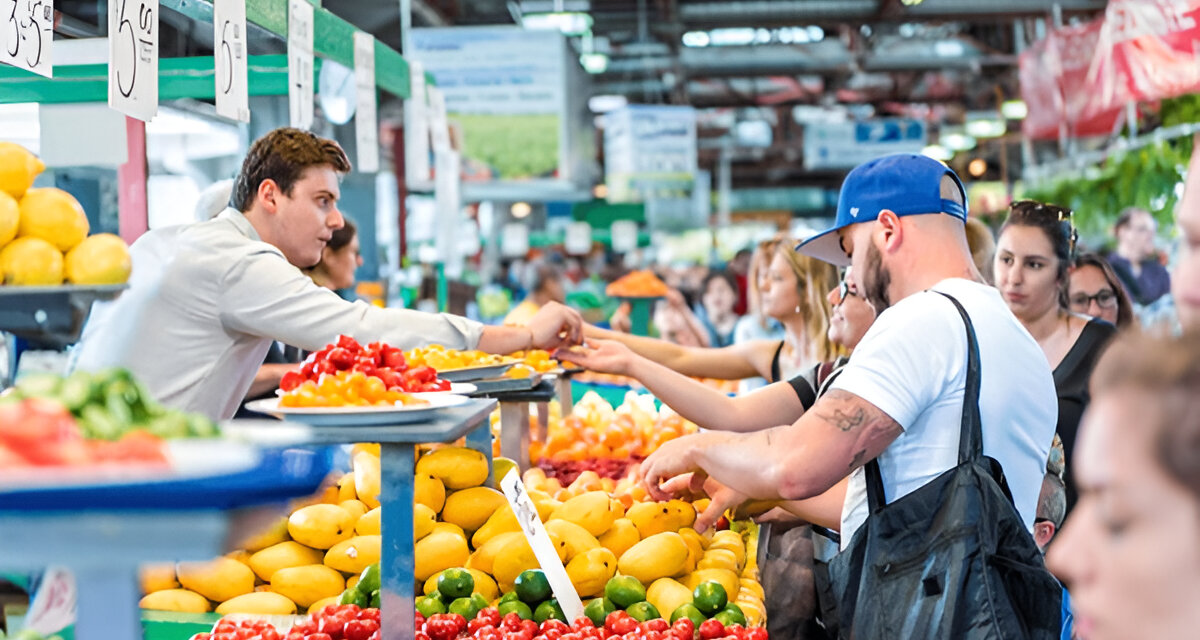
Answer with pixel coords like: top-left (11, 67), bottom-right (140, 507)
top-left (611, 220), bottom-right (638, 253)
top-left (108, 0), bottom-right (159, 121)
top-left (499, 470), bottom-right (585, 622)
top-left (213, 0), bottom-right (249, 122)
top-left (287, 0), bottom-right (314, 129)
top-left (353, 31), bottom-right (379, 173)
top-left (565, 221), bottom-right (592, 256)
top-left (0, 0), bottom-right (54, 77)
top-left (428, 87), bottom-right (450, 153)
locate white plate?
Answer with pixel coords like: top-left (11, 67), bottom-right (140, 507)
top-left (0, 439), bottom-right (262, 489)
top-left (437, 362), bottom-right (514, 382)
top-left (245, 393), bottom-right (471, 426)
top-left (273, 382), bottom-right (476, 396)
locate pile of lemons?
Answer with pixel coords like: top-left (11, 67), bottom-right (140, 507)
top-left (0, 142), bottom-right (131, 286)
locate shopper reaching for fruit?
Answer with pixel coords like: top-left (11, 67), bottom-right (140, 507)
top-left (71, 128), bottom-right (583, 420)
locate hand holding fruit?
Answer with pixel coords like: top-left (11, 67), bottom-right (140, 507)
top-left (638, 432), bottom-right (713, 502)
top-left (555, 339), bottom-right (636, 376)
top-left (526, 301), bottom-right (583, 350)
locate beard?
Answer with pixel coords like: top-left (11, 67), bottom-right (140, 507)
top-left (863, 242), bottom-right (892, 312)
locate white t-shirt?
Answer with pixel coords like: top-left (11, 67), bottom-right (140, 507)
top-left (832, 278), bottom-right (1057, 548)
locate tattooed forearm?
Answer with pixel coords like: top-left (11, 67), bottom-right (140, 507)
top-left (817, 406), bottom-right (866, 432)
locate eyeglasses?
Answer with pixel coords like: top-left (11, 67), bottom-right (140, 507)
top-left (1069, 289), bottom-right (1118, 310)
top-left (837, 278), bottom-right (857, 302)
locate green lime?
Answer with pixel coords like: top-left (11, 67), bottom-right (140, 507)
top-left (339, 588), bottom-right (368, 607)
top-left (438, 568), bottom-right (475, 600)
top-left (448, 596), bottom-right (482, 620)
top-left (626, 601), bottom-right (661, 622)
top-left (416, 595), bottom-right (446, 617)
top-left (604, 575), bottom-right (646, 609)
top-left (714, 603), bottom-right (746, 627)
top-left (356, 563), bottom-right (381, 595)
top-left (534, 599), bottom-right (566, 624)
top-left (498, 591), bottom-right (521, 605)
top-left (584, 597), bottom-right (616, 627)
top-left (692, 581), bottom-right (728, 616)
top-left (471, 592), bottom-right (490, 611)
top-left (497, 599), bottom-right (534, 620)
top-left (514, 570), bottom-right (552, 604)
top-left (370, 590), bottom-right (380, 608)
top-left (670, 603), bottom-right (705, 628)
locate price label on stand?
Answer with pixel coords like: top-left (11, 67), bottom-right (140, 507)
top-left (499, 469), bottom-right (585, 623)
top-left (565, 221), bottom-right (592, 255)
top-left (0, 0), bottom-right (54, 77)
top-left (353, 31), bottom-right (379, 173)
top-left (287, 0), bottom-right (313, 129)
top-left (213, 0), bottom-right (248, 122)
top-left (108, 0), bottom-right (158, 121)
top-left (428, 86), bottom-right (450, 153)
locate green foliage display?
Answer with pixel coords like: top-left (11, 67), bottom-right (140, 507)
top-left (453, 113), bottom-right (560, 180)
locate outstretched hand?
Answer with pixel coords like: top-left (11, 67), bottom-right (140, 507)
top-left (528, 301), bottom-right (583, 350)
top-left (554, 339), bottom-right (637, 376)
top-left (660, 472), bottom-right (753, 532)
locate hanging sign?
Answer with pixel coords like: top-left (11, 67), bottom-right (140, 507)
top-left (287, 0), bottom-right (314, 129)
top-left (1, 0), bottom-right (54, 77)
top-left (499, 470), bottom-right (585, 622)
top-left (611, 220), bottom-right (638, 253)
top-left (213, 0), bottom-right (249, 122)
top-left (405, 60), bottom-right (432, 186)
top-left (353, 31), bottom-right (379, 173)
top-left (428, 86), bottom-right (450, 153)
top-left (501, 223), bottom-right (529, 258)
top-left (435, 149), bottom-right (462, 277)
top-left (108, 0), bottom-right (159, 121)
top-left (565, 221), bottom-right (591, 255)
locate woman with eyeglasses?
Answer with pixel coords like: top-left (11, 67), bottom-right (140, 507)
top-left (1069, 252), bottom-right (1136, 329)
top-left (995, 201), bottom-right (1117, 510)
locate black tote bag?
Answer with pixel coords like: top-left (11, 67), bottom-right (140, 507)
top-left (827, 293), bottom-right (1062, 639)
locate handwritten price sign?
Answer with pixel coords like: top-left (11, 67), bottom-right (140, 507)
top-left (213, 0), bottom-right (248, 122)
top-left (353, 31), bottom-right (378, 173)
top-left (287, 0), bottom-right (313, 129)
top-left (108, 0), bottom-right (158, 121)
top-left (1, 0), bottom-right (54, 77)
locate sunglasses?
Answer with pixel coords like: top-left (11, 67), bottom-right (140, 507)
top-left (1010, 200), bottom-right (1079, 257)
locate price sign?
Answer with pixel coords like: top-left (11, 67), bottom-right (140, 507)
top-left (565, 221), bottom-right (592, 255)
top-left (287, 0), bottom-right (313, 129)
top-left (611, 220), bottom-right (638, 253)
top-left (435, 149), bottom-right (461, 277)
top-left (499, 470), bottom-right (585, 622)
top-left (213, 0), bottom-right (248, 122)
top-left (405, 60), bottom-right (431, 185)
top-left (1, 0), bottom-right (54, 77)
top-left (501, 222), bottom-right (529, 258)
top-left (353, 31), bottom-right (378, 173)
top-left (428, 86), bottom-right (450, 153)
top-left (108, 0), bottom-right (158, 121)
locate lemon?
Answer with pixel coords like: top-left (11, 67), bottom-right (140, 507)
top-left (0, 142), bottom-right (45, 199)
top-left (0, 191), bottom-right (17, 246)
top-left (0, 236), bottom-right (63, 285)
top-left (18, 187), bottom-right (89, 252)
top-left (64, 233), bottom-right (132, 285)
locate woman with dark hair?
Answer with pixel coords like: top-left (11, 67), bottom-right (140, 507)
top-left (995, 201), bottom-right (1117, 508)
top-left (1048, 331), bottom-right (1200, 640)
top-left (695, 269), bottom-right (741, 348)
top-left (1069, 252), bottom-right (1135, 329)
top-left (304, 217), bottom-right (362, 292)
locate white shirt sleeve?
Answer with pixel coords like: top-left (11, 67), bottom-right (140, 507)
top-left (829, 294), bottom-right (962, 429)
top-left (216, 247), bottom-right (485, 352)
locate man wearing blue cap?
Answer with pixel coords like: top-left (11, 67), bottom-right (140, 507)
top-left (639, 153), bottom-right (1056, 572)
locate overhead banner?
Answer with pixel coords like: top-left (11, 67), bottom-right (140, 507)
top-left (604, 105), bottom-right (698, 204)
top-left (1019, 21), bottom-right (1122, 140)
top-left (803, 118), bottom-right (926, 170)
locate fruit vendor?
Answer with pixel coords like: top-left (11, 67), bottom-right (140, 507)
top-left (71, 128), bottom-right (582, 420)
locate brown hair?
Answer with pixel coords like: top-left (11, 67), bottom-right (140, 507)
top-left (747, 237), bottom-right (782, 328)
top-left (230, 128), bottom-right (352, 212)
top-left (1001, 200), bottom-right (1078, 308)
top-left (1091, 331), bottom-right (1200, 502)
top-left (964, 217), bottom-right (996, 285)
top-left (1071, 252), bottom-right (1135, 329)
top-left (326, 217), bottom-right (357, 253)
top-left (775, 242), bottom-right (842, 361)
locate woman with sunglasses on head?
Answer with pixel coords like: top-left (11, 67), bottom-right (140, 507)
top-left (1069, 252), bottom-right (1136, 330)
top-left (995, 201), bottom-right (1117, 509)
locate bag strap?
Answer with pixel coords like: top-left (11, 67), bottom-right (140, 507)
top-left (863, 291), bottom-right (983, 513)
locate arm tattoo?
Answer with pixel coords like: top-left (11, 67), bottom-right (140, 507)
top-left (848, 448), bottom-right (868, 470)
top-left (818, 406), bottom-right (866, 432)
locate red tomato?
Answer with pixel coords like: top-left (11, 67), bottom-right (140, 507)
top-left (541, 620), bottom-right (570, 634)
top-left (411, 365), bottom-right (437, 383)
top-left (541, 630), bottom-right (564, 640)
top-left (698, 619), bottom-right (725, 640)
top-left (382, 347), bottom-right (407, 370)
top-left (307, 634), bottom-right (333, 640)
top-left (670, 619), bottom-right (694, 640)
top-left (475, 627), bottom-right (503, 640)
top-left (606, 612), bottom-right (637, 635)
top-left (476, 607), bottom-right (501, 628)
top-left (344, 619), bottom-right (378, 640)
top-left (280, 370), bottom-right (304, 391)
top-left (337, 335), bottom-right (362, 352)
top-left (416, 633), bottom-right (431, 640)
top-left (572, 617), bottom-right (595, 632)
top-left (502, 612), bottom-right (524, 631)
top-left (315, 360), bottom-right (336, 376)
top-left (519, 619), bottom-right (539, 636)
top-left (327, 347), bottom-right (355, 370)
top-left (192, 634), bottom-right (212, 640)
top-left (209, 633), bottom-right (239, 640)
top-left (643, 619), bottom-right (669, 633)
top-left (744, 629), bottom-right (767, 640)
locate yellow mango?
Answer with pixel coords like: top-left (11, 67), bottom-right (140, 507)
top-left (356, 507), bottom-right (381, 536)
top-left (270, 564), bottom-right (345, 608)
top-left (324, 535), bottom-right (382, 574)
top-left (353, 451), bottom-right (382, 509)
top-left (308, 596), bottom-right (340, 615)
top-left (492, 537), bottom-right (538, 593)
top-left (597, 518), bottom-right (640, 559)
top-left (338, 500), bottom-right (369, 521)
top-left (248, 541), bottom-right (325, 582)
top-left (235, 517), bottom-right (290, 553)
top-left (565, 547), bottom-right (617, 597)
top-left (139, 589), bottom-right (211, 613)
top-left (698, 548), bottom-right (739, 573)
top-left (347, 575), bottom-right (360, 590)
top-left (414, 531), bottom-right (470, 582)
top-left (626, 501), bottom-right (678, 538)
top-left (646, 578), bottom-right (693, 622)
top-left (616, 532), bottom-right (689, 585)
top-left (543, 519), bottom-right (600, 563)
top-left (415, 503), bottom-right (436, 541)
top-left (176, 557), bottom-right (255, 602)
top-left (431, 522), bottom-right (466, 538)
top-left (336, 472), bottom-right (357, 502)
top-left (549, 491), bottom-right (619, 537)
top-left (492, 457), bottom-right (519, 489)
top-left (666, 499), bottom-right (696, 530)
top-left (532, 496), bottom-right (562, 522)
top-left (215, 592), bottom-right (298, 616)
top-left (442, 487), bottom-right (508, 533)
top-left (739, 578), bottom-right (765, 601)
top-left (678, 528), bottom-right (708, 554)
top-left (680, 568), bottom-right (740, 602)
top-left (139, 564), bottom-right (178, 595)
top-left (416, 446), bottom-right (489, 489)
top-left (468, 531), bottom-right (524, 575)
top-left (707, 533), bottom-right (746, 569)
top-left (288, 504), bottom-right (355, 550)
top-left (415, 473), bottom-right (446, 513)
top-left (471, 505), bottom-right (521, 549)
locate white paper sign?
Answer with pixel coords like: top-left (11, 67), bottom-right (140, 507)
top-left (428, 86), bottom-right (450, 153)
top-left (287, 0), bottom-right (314, 129)
top-left (499, 470), bottom-right (585, 622)
top-left (435, 149), bottom-right (462, 277)
top-left (501, 222), bottom-right (529, 258)
top-left (213, 0), bottom-right (248, 122)
top-left (1, 0), bottom-right (54, 77)
top-left (565, 221), bottom-right (591, 256)
top-left (108, 0), bottom-right (159, 122)
top-left (353, 31), bottom-right (379, 173)
top-left (405, 60), bottom-right (431, 185)
top-left (611, 220), bottom-right (638, 253)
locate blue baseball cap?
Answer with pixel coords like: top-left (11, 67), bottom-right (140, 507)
top-left (796, 153), bottom-right (969, 266)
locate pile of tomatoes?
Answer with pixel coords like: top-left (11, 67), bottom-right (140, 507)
top-left (416, 608), bottom-right (767, 640)
top-left (280, 335), bottom-right (451, 399)
top-left (191, 605), bottom-right (380, 640)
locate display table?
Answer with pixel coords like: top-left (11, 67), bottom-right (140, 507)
top-left (472, 381), bottom-right (555, 471)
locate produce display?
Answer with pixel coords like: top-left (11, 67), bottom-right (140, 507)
top-left (189, 604), bottom-right (380, 640)
top-left (0, 142), bottom-right (131, 286)
top-left (279, 335), bottom-right (451, 403)
top-left (605, 271), bottom-right (669, 298)
top-left (404, 346), bottom-right (560, 375)
top-left (0, 396), bottom-right (168, 468)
